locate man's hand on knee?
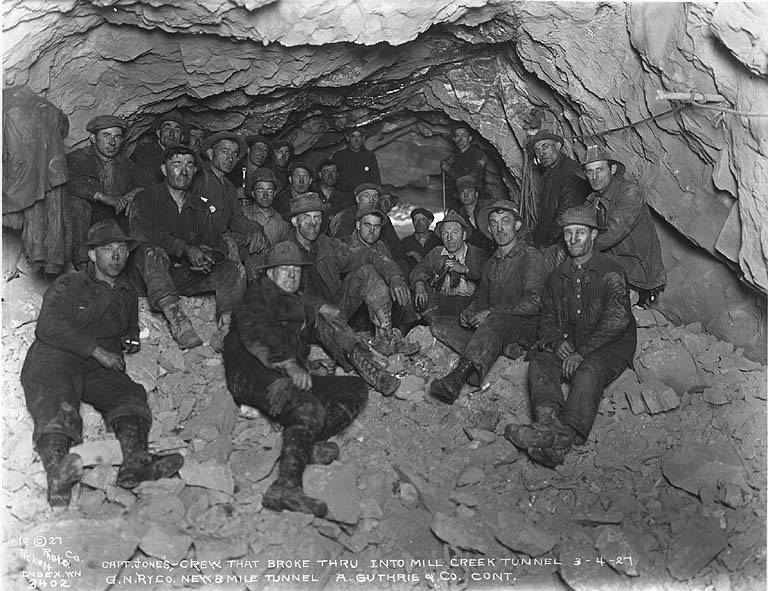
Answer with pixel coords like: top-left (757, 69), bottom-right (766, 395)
top-left (266, 378), bottom-right (293, 415)
top-left (92, 346), bottom-right (125, 372)
top-left (556, 340), bottom-right (576, 361)
top-left (389, 276), bottom-right (411, 307)
top-left (284, 360), bottom-right (312, 391)
top-left (561, 352), bottom-right (584, 380)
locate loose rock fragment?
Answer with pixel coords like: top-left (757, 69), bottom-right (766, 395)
top-left (179, 459), bottom-right (234, 494)
top-left (399, 482), bottom-right (419, 509)
top-left (666, 519), bottom-right (727, 580)
top-left (430, 512), bottom-right (493, 553)
top-left (662, 440), bottom-right (749, 496)
top-left (594, 526), bottom-right (640, 576)
top-left (70, 440), bottom-right (122, 466)
top-left (496, 511), bottom-right (556, 556)
top-left (303, 461), bottom-right (361, 524)
top-left (457, 466), bottom-right (485, 486)
top-left (139, 524), bottom-right (192, 565)
top-left (393, 464), bottom-right (453, 516)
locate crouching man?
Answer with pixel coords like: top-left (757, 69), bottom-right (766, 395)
top-left (224, 241), bottom-right (398, 517)
top-left (21, 220), bottom-right (183, 507)
top-left (504, 206), bottom-right (636, 467)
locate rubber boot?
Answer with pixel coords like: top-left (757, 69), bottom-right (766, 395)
top-left (347, 344), bottom-right (400, 396)
top-left (430, 358), bottom-right (475, 404)
top-left (504, 407), bottom-right (579, 450)
top-left (113, 417), bottom-right (184, 489)
top-left (160, 299), bottom-right (202, 349)
top-left (262, 426), bottom-right (328, 517)
top-left (37, 434), bottom-right (83, 508)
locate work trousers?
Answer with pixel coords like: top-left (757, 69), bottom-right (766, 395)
top-left (338, 264), bottom-right (392, 328)
top-left (431, 311), bottom-right (538, 380)
top-left (21, 342), bottom-right (151, 447)
top-left (135, 244), bottom-right (246, 317)
top-left (528, 347), bottom-right (628, 440)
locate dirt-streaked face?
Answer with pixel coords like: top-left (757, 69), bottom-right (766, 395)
top-left (91, 127), bottom-right (124, 159)
top-left (564, 224), bottom-right (597, 259)
top-left (584, 160), bottom-right (616, 192)
top-left (440, 221), bottom-right (466, 253)
top-left (267, 264), bottom-right (302, 294)
top-left (357, 213), bottom-right (383, 245)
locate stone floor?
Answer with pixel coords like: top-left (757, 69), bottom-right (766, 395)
top-left (1, 273), bottom-right (766, 591)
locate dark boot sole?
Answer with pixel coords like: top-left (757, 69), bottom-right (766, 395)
top-left (429, 379), bottom-right (459, 404)
top-left (262, 483), bottom-right (328, 517)
top-left (117, 453), bottom-right (184, 489)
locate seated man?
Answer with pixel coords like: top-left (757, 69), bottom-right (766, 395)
top-left (341, 206), bottom-right (393, 257)
top-left (288, 194), bottom-right (419, 356)
top-left (455, 175), bottom-right (497, 253)
top-left (329, 183), bottom-right (399, 253)
top-left (131, 110), bottom-right (186, 182)
top-left (398, 207), bottom-right (442, 272)
top-left (430, 201), bottom-right (545, 404)
top-left (131, 145), bottom-right (247, 349)
top-left (274, 161), bottom-right (314, 217)
top-left (440, 124), bottom-right (488, 210)
top-left (581, 145), bottom-right (665, 307)
top-left (411, 210), bottom-right (489, 322)
top-left (504, 205), bottom-right (636, 467)
top-left (21, 220), bottom-right (183, 508)
top-left (229, 134), bottom-right (272, 191)
top-left (66, 115), bottom-right (147, 267)
top-left (223, 241), bottom-right (398, 515)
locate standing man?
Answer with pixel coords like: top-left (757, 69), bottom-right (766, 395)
top-left (581, 146), bottom-right (666, 307)
top-left (441, 123), bottom-right (488, 209)
top-left (504, 205), bottom-right (636, 467)
top-left (287, 194), bottom-right (419, 357)
top-left (21, 220), bottom-right (184, 507)
top-left (274, 161), bottom-right (314, 217)
top-left (131, 110), bottom-right (186, 182)
top-left (332, 126), bottom-right (382, 193)
top-left (430, 201), bottom-right (546, 404)
top-left (398, 208), bottom-right (443, 272)
top-left (66, 115), bottom-right (147, 268)
top-left (529, 130), bottom-right (590, 248)
top-left (268, 139), bottom-right (293, 190)
top-left (131, 145), bottom-right (247, 349)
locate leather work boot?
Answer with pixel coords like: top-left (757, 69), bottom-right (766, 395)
top-left (429, 358), bottom-right (475, 404)
top-left (310, 441), bottom-right (340, 465)
top-left (527, 446), bottom-right (569, 468)
top-left (504, 408), bottom-right (580, 450)
top-left (372, 326), bottom-right (420, 357)
top-left (161, 300), bottom-right (202, 349)
top-left (112, 417), bottom-right (184, 489)
top-left (37, 434), bottom-right (83, 508)
top-left (347, 344), bottom-right (400, 396)
top-left (262, 426), bottom-right (328, 517)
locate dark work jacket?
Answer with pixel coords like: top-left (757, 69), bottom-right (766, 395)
top-left (330, 206), bottom-right (401, 254)
top-left (586, 176), bottom-right (665, 290)
top-left (463, 240), bottom-right (546, 319)
top-left (539, 252), bottom-right (636, 362)
top-left (533, 155), bottom-right (590, 248)
top-left (459, 204), bottom-right (497, 254)
top-left (130, 140), bottom-right (164, 183)
top-left (192, 164), bottom-right (259, 238)
top-left (310, 182), bottom-right (355, 217)
top-left (22, 265), bottom-right (138, 379)
top-left (231, 275), bottom-right (323, 371)
top-left (265, 162), bottom-right (290, 192)
top-left (331, 147), bottom-right (381, 193)
top-left (445, 144), bottom-right (488, 201)
top-left (130, 183), bottom-right (225, 258)
top-left (398, 231), bottom-right (443, 270)
top-left (290, 232), bottom-right (404, 304)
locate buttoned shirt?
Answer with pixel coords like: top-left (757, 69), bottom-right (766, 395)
top-left (242, 205), bottom-right (293, 247)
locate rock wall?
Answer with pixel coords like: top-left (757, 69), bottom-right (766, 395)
top-left (3, 0), bottom-right (766, 358)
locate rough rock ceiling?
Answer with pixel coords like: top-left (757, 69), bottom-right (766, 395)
top-left (3, 0), bottom-right (767, 355)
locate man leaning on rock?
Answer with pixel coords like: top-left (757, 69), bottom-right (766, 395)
top-left (21, 220), bottom-right (183, 508)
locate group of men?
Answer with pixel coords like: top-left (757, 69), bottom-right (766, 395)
top-left (24, 112), bottom-right (666, 518)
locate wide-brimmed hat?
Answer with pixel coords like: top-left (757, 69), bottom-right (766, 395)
top-left (247, 168), bottom-right (282, 194)
top-left (436, 210), bottom-right (472, 235)
top-left (558, 204), bottom-right (602, 229)
top-left (410, 207), bottom-right (435, 223)
top-left (579, 145), bottom-right (625, 177)
top-left (476, 200), bottom-right (523, 238)
top-left (354, 183), bottom-right (383, 197)
top-left (456, 175), bottom-right (481, 191)
top-left (355, 206), bottom-right (385, 222)
top-left (286, 192), bottom-right (330, 219)
top-left (85, 220), bottom-right (138, 250)
top-left (86, 115), bottom-right (127, 134)
top-left (287, 161), bottom-right (312, 177)
top-left (271, 139), bottom-right (294, 153)
top-left (528, 129), bottom-right (563, 147)
top-left (201, 131), bottom-right (247, 162)
top-left (246, 134), bottom-right (272, 149)
top-left (256, 241), bottom-right (312, 270)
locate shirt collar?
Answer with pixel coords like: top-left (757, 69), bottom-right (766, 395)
top-left (491, 239), bottom-right (526, 260)
top-left (441, 242), bottom-right (468, 261)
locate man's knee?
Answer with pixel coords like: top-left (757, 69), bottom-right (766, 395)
top-left (281, 395), bottom-right (326, 435)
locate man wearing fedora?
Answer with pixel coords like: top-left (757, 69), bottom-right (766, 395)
top-left (505, 205), bottom-right (636, 467)
top-left (331, 126), bottom-right (382, 194)
top-left (329, 182), bottom-right (400, 254)
top-left (288, 193), bottom-right (420, 357)
top-left (131, 144), bottom-right (247, 349)
top-left (131, 110), bottom-right (186, 182)
top-left (411, 210), bottom-right (489, 322)
top-left (267, 139), bottom-right (294, 190)
top-left (398, 208), bottom-right (443, 272)
top-left (274, 161), bottom-right (314, 217)
top-left (21, 220), bottom-right (184, 508)
top-left (66, 115), bottom-right (147, 268)
top-left (455, 174), bottom-right (497, 253)
top-left (441, 124), bottom-right (488, 209)
top-left (430, 201), bottom-right (546, 404)
top-left (528, 130), bottom-right (591, 248)
top-left (224, 241), bottom-right (398, 516)
top-left (581, 145), bottom-right (666, 308)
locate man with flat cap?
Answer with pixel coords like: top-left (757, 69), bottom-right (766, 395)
top-left (441, 123), bottom-right (488, 209)
top-left (274, 161), bottom-right (314, 217)
top-left (66, 115), bottom-right (148, 268)
top-left (411, 210), bottom-right (489, 323)
top-left (430, 200), bottom-right (546, 404)
top-left (241, 168), bottom-right (292, 247)
top-left (229, 134), bottom-right (272, 194)
top-left (455, 174), bottom-right (497, 253)
top-left (21, 220), bottom-right (184, 508)
top-left (131, 144), bottom-right (247, 349)
top-left (267, 139), bottom-right (294, 190)
top-left (504, 205), bottom-right (636, 467)
top-left (398, 207), bottom-right (443, 273)
top-left (288, 193), bottom-right (419, 357)
top-left (528, 129), bottom-right (590, 248)
top-left (312, 159), bottom-right (354, 216)
top-left (192, 130), bottom-right (267, 264)
top-left (131, 110), bottom-right (186, 182)
top-left (224, 240), bottom-right (401, 516)
top-left (331, 126), bottom-right (382, 194)
top-left (581, 145), bottom-right (666, 308)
